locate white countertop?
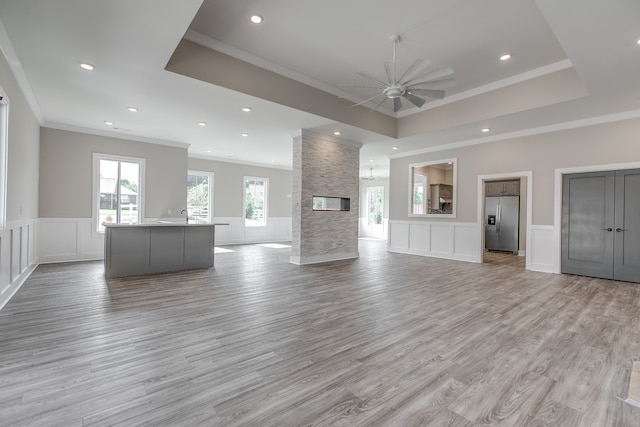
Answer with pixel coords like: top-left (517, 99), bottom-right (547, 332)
top-left (103, 222), bottom-right (228, 228)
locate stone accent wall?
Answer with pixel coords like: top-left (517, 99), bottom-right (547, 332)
top-left (291, 130), bottom-right (361, 264)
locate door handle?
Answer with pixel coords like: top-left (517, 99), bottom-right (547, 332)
top-left (616, 228), bottom-right (627, 232)
top-left (602, 228), bottom-right (613, 232)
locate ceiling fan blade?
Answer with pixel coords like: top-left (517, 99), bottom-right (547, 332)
top-left (370, 96), bottom-right (388, 112)
top-left (393, 98), bottom-right (402, 112)
top-left (355, 71), bottom-right (387, 87)
top-left (351, 93), bottom-right (386, 108)
top-left (407, 88), bottom-right (445, 99)
top-left (403, 92), bottom-right (426, 108)
top-left (384, 61), bottom-right (395, 84)
top-left (407, 77), bottom-right (456, 90)
top-left (398, 59), bottom-right (431, 85)
top-left (405, 66), bottom-right (454, 86)
top-left (341, 84), bottom-right (386, 89)
top-left (350, 93), bottom-right (385, 108)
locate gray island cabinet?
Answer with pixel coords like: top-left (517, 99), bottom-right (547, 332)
top-left (103, 223), bottom-right (227, 278)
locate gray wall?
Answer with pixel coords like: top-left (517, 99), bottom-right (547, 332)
top-left (40, 128), bottom-right (187, 219)
top-left (390, 117), bottom-right (640, 225)
top-left (188, 157), bottom-right (292, 218)
top-left (0, 49), bottom-right (40, 222)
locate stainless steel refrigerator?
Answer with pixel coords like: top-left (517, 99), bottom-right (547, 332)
top-left (485, 195), bottom-right (519, 254)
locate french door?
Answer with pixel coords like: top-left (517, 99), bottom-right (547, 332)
top-left (562, 169), bottom-right (640, 283)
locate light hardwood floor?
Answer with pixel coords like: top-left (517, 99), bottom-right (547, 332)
top-left (1, 239), bottom-right (639, 426)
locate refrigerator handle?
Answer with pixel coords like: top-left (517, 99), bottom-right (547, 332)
top-left (496, 204), bottom-right (501, 233)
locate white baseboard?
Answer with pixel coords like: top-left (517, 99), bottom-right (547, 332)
top-left (0, 262), bottom-right (37, 311)
top-left (290, 251), bottom-right (359, 265)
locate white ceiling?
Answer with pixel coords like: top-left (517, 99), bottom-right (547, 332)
top-left (0, 0), bottom-right (639, 178)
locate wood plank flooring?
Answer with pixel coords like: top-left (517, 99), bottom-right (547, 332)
top-left (1, 239), bottom-right (639, 426)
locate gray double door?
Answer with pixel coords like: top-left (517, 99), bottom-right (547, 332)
top-left (562, 169), bottom-right (640, 283)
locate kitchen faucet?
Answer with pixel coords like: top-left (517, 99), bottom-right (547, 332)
top-left (180, 209), bottom-right (188, 224)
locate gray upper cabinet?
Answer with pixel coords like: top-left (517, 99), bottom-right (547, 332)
top-left (486, 180), bottom-right (520, 196)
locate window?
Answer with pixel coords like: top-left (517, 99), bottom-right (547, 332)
top-left (412, 173), bottom-right (427, 214)
top-left (244, 176), bottom-right (268, 227)
top-left (187, 170), bottom-right (213, 223)
top-left (366, 186), bottom-right (384, 225)
top-left (0, 94), bottom-right (7, 229)
top-left (93, 153), bottom-right (145, 233)
top-left (409, 159), bottom-right (457, 217)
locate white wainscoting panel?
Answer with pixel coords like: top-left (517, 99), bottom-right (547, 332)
top-left (389, 222), bottom-right (410, 249)
top-left (1, 219), bottom-right (38, 311)
top-left (388, 220), bottom-right (480, 263)
top-left (430, 225), bottom-right (452, 255)
top-left (210, 217), bottom-right (292, 245)
top-left (37, 217), bottom-right (294, 264)
top-left (39, 218), bottom-right (103, 264)
top-left (454, 225), bottom-right (480, 260)
top-left (409, 223), bottom-right (429, 251)
top-left (11, 227), bottom-right (21, 282)
top-left (529, 225), bottom-right (555, 273)
top-left (389, 220), bottom-right (556, 271)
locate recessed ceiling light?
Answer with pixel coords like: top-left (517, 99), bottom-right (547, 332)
top-left (481, 128), bottom-right (491, 133)
top-left (241, 133), bottom-right (249, 137)
top-left (500, 54), bottom-right (511, 61)
top-left (271, 160), bottom-right (276, 163)
top-left (637, 38), bottom-right (640, 45)
top-left (104, 121), bottom-right (114, 126)
top-left (80, 62), bottom-right (95, 70)
top-left (198, 121), bottom-right (207, 126)
top-left (392, 146), bottom-right (399, 150)
top-left (206, 149), bottom-right (212, 153)
top-left (242, 107), bottom-right (252, 112)
top-left (127, 107), bottom-right (138, 112)
top-left (250, 14), bottom-right (263, 24)
top-left (369, 159), bottom-right (374, 162)
top-left (333, 131), bottom-right (341, 135)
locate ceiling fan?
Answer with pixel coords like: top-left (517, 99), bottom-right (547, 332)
top-left (352, 35), bottom-right (456, 113)
top-left (361, 167), bottom-right (379, 181)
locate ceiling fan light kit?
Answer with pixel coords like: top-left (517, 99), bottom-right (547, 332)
top-left (352, 34), bottom-right (456, 113)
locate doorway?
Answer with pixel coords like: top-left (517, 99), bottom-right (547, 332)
top-left (477, 172), bottom-right (532, 269)
top-left (561, 169), bottom-right (640, 282)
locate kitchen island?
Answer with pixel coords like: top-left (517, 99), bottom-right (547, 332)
top-left (103, 222), bottom-right (227, 278)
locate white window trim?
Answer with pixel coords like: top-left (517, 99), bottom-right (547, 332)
top-left (243, 175), bottom-right (268, 227)
top-left (411, 174), bottom-right (427, 215)
top-left (408, 158), bottom-right (457, 218)
top-left (0, 92), bottom-right (8, 229)
top-left (92, 153), bottom-right (145, 235)
top-left (187, 169), bottom-right (214, 223)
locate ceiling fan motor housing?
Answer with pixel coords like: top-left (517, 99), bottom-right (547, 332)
top-left (383, 85), bottom-right (405, 99)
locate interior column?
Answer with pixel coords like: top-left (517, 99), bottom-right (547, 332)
top-left (290, 129), bottom-right (362, 265)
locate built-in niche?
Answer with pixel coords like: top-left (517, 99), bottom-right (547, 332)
top-left (312, 196), bottom-right (350, 211)
top-left (409, 158), bottom-right (457, 217)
